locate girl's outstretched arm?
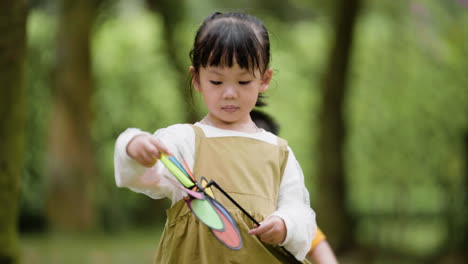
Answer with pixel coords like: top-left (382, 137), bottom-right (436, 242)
top-left (114, 128), bottom-right (176, 200)
top-left (114, 125), bottom-right (196, 202)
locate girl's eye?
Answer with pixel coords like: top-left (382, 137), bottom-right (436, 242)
top-left (210, 81), bottom-right (222, 85)
top-left (239, 81), bottom-right (251, 85)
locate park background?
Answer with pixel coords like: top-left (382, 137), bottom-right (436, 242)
top-left (1, 0), bottom-right (468, 263)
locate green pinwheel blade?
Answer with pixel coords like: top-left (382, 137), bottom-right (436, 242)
top-left (186, 198), bottom-right (224, 231)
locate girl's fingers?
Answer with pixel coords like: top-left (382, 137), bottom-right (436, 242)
top-left (129, 135), bottom-right (172, 167)
top-left (145, 143), bottom-right (160, 159)
top-left (257, 227), bottom-right (273, 242)
top-left (149, 137), bottom-right (172, 156)
top-left (248, 222), bottom-right (272, 235)
top-left (140, 152), bottom-right (157, 167)
top-left (248, 216), bottom-right (286, 245)
top-left (259, 230), bottom-right (279, 245)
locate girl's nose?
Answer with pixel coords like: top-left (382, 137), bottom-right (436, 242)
top-left (222, 85), bottom-right (237, 99)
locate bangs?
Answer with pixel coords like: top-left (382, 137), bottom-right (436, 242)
top-left (195, 21), bottom-right (266, 75)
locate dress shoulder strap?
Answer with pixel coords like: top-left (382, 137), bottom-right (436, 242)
top-left (189, 125), bottom-right (205, 162)
top-left (276, 136), bottom-right (288, 150)
top-left (190, 124), bottom-right (206, 138)
top-left (276, 136), bottom-right (290, 178)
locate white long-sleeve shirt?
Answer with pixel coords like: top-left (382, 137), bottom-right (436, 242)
top-left (114, 123), bottom-right (316, 260)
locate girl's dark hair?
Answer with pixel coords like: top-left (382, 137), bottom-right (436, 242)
top-left (189, 12), bottom-right (271, 107)
top-left (250, 109), bottom-right (280, 135)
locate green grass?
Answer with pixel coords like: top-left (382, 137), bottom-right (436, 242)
top-left (20, 228), bottom-right (163, 264)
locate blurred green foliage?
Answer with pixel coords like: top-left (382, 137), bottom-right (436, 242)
top-left (347, 4), bottom-right (468, 257)
top-left (21, 0), bottom-right (468, 261)
top-left (91, 10), bottom-right (183, 230)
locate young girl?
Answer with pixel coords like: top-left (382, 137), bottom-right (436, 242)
top-left (114, 12), bottom-right (316, 263)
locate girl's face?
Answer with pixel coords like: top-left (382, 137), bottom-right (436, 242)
top-left (191, 63), bottom-right (272, 130)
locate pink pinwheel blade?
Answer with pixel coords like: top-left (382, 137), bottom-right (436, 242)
top-left (210, 198), bottom-right (242, 250)
top-left (180, 156), bottom-right (196, 182)
top-left (165, 176), bottom-right (204, 200)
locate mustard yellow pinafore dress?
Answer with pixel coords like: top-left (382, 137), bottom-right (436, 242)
top-left (155, 125), bottom-right (302, 263)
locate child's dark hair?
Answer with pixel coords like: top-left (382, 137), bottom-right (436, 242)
top-left (189, 12), bottom-right (271, 107)
top-left (250, 109), bottom-right (280, 135)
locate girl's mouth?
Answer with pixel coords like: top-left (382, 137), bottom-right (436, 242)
top-left (221, 106), bottom-right (239, 113)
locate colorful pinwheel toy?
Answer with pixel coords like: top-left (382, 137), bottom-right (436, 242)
top-left (160, 154), bottom-right (245, 250)
top-left (159, 154), bottom-right (300, 262)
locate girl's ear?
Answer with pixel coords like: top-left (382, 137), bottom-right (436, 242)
top-left (259, 68), bottom-right (273, 92)
top-left (189, 66), bottom-right (201, 92)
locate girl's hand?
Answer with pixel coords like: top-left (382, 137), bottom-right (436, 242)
top-left (126, 135), bottom-right (171, 167)
top-left (248, 215), bottom-right (286, 245)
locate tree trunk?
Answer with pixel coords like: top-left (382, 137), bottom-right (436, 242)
top-left (47, 0), bottom-right (98, 231)
top-left (0, 0), bottom-right (28, 263)
top-left (146, 0), bottom-right (199, 123)
top-left (316, 0), bottom-right (361, 252)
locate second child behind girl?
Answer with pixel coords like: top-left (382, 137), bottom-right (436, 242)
top-left (114, 12), bottom-right (316, 263)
